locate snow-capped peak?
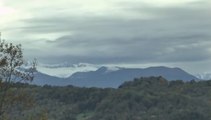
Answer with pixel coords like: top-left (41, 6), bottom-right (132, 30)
top-left (195, 73), bottom-right (211, 80)
top-left (96, 66), bottom-right (122, 73)
top-left (35, 62), bottom-right (124, 78)
top-left (37, 63), bottom-right (99, 78)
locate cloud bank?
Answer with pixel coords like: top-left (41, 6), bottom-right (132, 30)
top-left (0, 0), bottom-right (211, 73)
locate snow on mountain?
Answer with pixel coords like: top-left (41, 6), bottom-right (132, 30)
top-left (36, 63), bottom-right (123, 78)
top-left (195, 73), bottom-right (211, 80)
top-left (36, 63), bottom-right (99, 78)
top-left (96, 66), bottom-right (122, 74)
top-left (106, 66), bottom-right (122, 72)
top-left (38, 62), bottom-right (92, 68)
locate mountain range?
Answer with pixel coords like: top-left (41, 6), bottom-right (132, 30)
top-left (32, 65), bottom-right (198, 88)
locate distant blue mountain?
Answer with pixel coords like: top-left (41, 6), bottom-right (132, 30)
top-left (32, 66), bottom-right (198, 88)
top-left (32, 72), bottom-right (67, 86)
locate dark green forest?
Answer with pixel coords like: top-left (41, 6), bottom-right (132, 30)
top-left (4, 76), bottom-right (211, 120)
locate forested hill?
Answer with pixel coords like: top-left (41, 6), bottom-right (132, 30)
top-left (9, 77), bottom-right (211, 120)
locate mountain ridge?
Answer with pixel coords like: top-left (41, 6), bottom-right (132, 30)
top-left (32, 66), bottom-right (198, 88)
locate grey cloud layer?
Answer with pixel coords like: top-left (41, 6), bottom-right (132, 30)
top-left (13, 1), bottom-right (211, 66)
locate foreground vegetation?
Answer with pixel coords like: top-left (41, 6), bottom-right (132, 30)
top-left (5, 76), bottom-right (211, 120)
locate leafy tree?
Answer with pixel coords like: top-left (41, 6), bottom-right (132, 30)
top-left (0, 33), bottom-right (36, 119)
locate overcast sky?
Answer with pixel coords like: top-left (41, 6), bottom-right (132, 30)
top-left (0, 0), bottom-right (211, 74)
